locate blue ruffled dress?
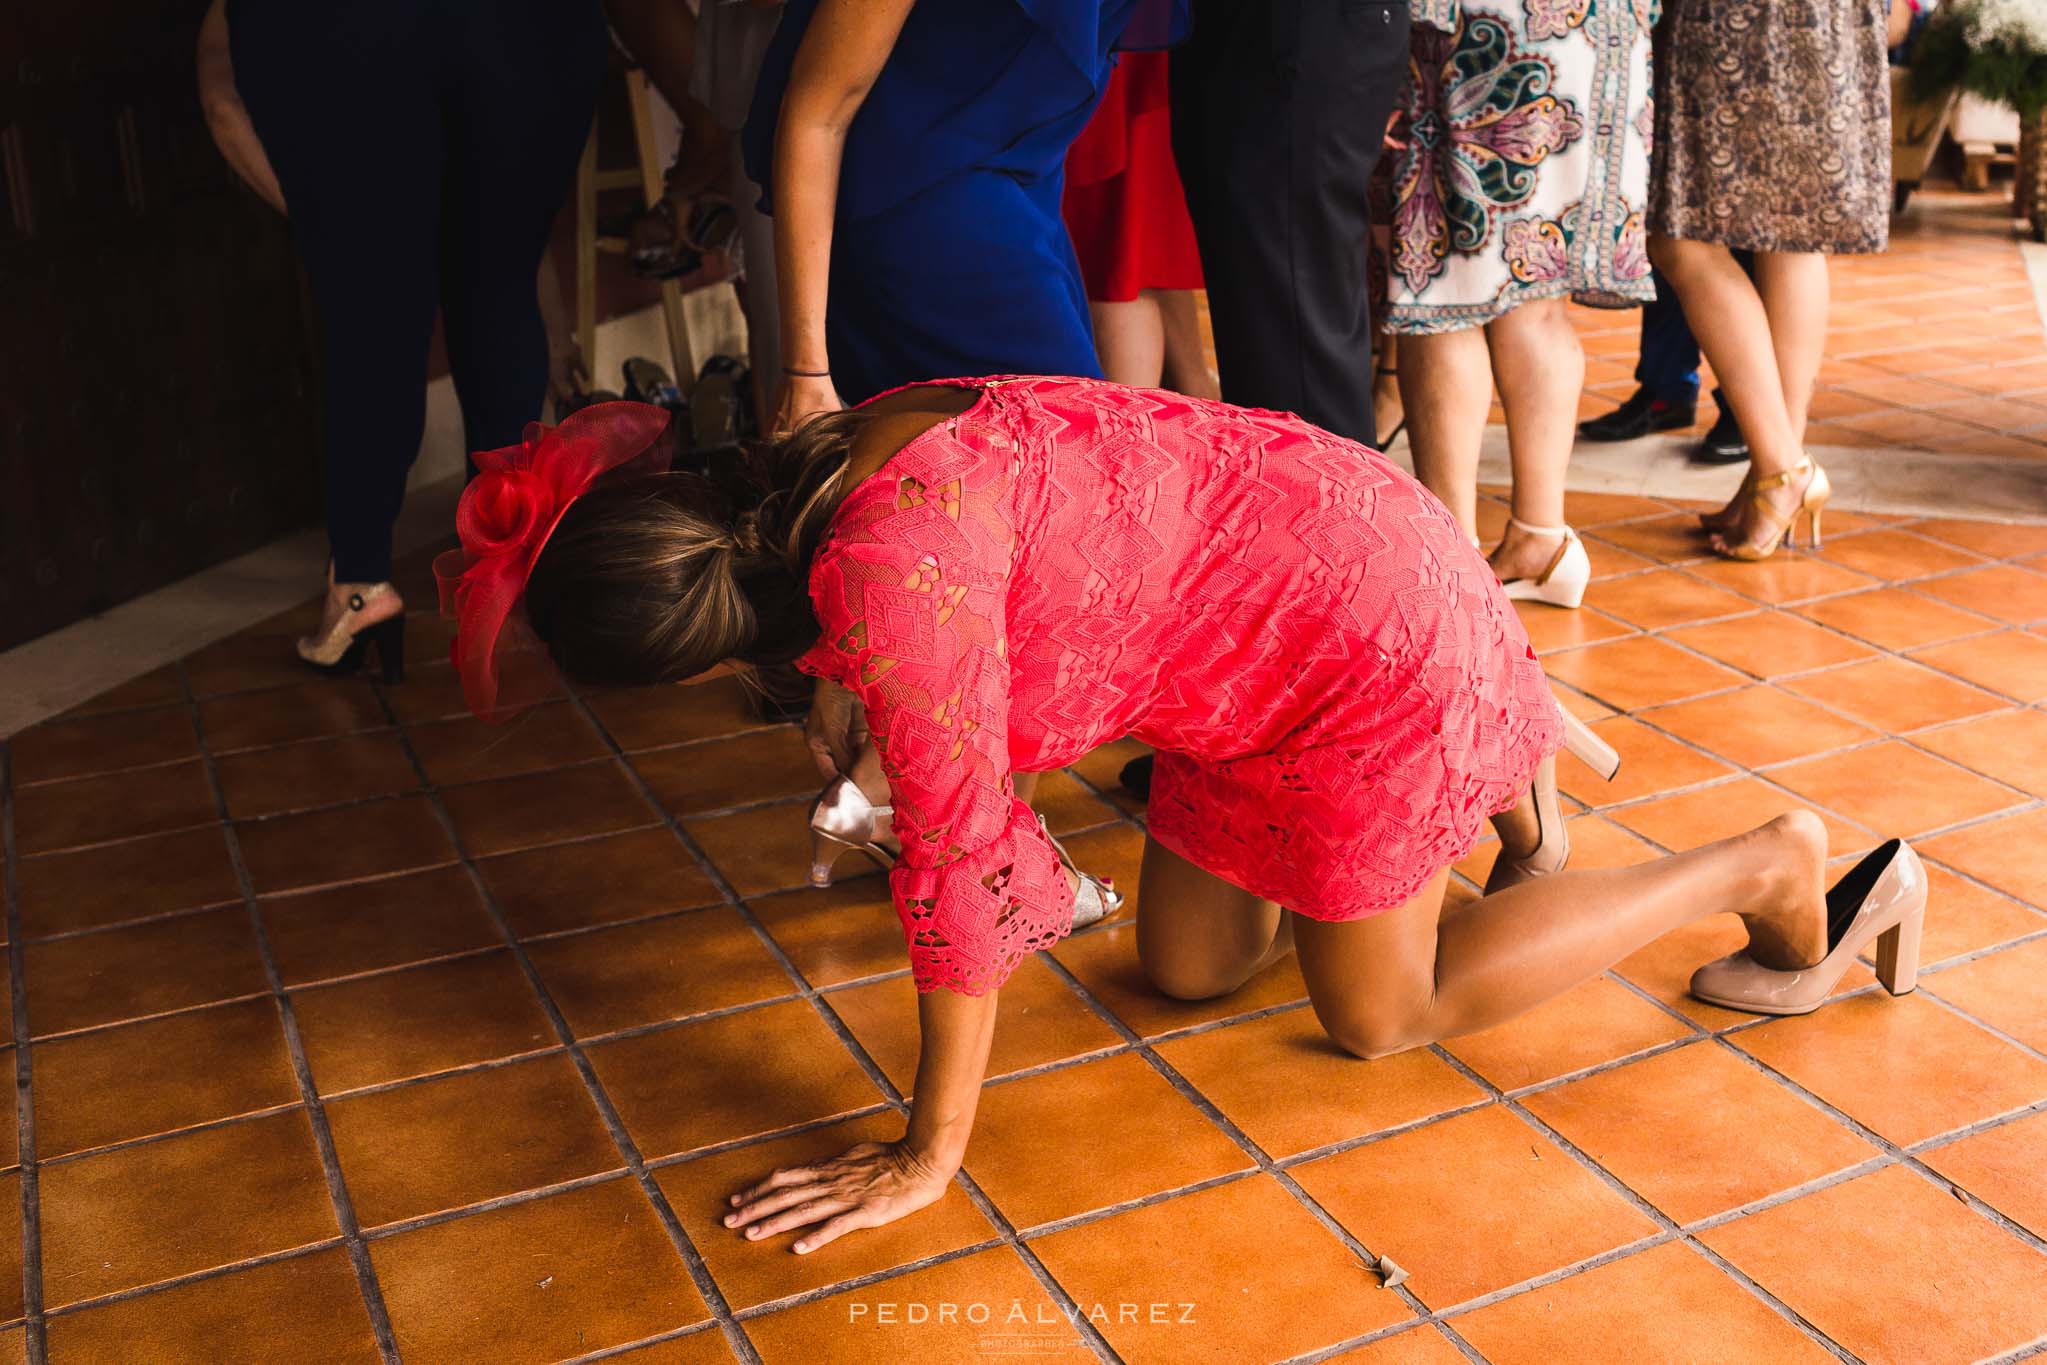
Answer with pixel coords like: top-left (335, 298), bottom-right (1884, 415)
top-left (743, 0), bottom-right (1185, 403)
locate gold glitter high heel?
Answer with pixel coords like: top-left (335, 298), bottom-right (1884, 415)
top-left (297, 580), bottom-right (405, 683)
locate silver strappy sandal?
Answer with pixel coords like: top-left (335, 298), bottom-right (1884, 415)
top-left (1039, 814), bottom-right (1124, 929)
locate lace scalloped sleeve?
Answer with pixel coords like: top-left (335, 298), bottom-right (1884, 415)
top-left (799, 455), bottom-right (1073, 996)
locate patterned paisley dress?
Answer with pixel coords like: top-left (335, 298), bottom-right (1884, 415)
top-left (797, 377), bottom-right (1563, 995)
top-left (1382, 0), bottom-right (1655, 334)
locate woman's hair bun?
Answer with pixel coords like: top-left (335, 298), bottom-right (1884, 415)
top-left (730, 509), bottom-right (768, 558)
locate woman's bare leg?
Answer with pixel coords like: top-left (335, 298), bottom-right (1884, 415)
top-left (1135, 836), bottom-right (1294, 1001)
top-left (1157, 290), bottom-right (1222, 400)
top-left (1292, 813), bottom-right (1829, 1059)
top-left (1649, 234), bottom-right (1818, 549)
top-left (1091, 297), bottom-right (1168, 389)
top-left (1399, 326), bottom-right (1493, 537)
top-left (1649, 235), bottom-right (1801, 473)
top-left (1484, 298), bottom-right (1583, 581)
top-left (1489, 792), bottom-right (1540, 863)
top-left (1754, 251), bottom-right (1829, 449)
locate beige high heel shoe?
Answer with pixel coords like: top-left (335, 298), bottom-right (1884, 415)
top-left (808, 777), bottom-right (897, 888)
top-left (1487, 706), bottom-right (1623, 891)
top-left (1689, 839), bottom-right (1927, 1015)
top-left (1497, 520), bottom-right (1591, 609)
top-left (1486, 754), bottom-right (1566, 892)
top-left (1711, 458), bottom-right (1830, 562)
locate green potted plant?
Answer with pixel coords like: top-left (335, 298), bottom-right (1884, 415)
top-left (1912, 0), bottom-right (2047, 235)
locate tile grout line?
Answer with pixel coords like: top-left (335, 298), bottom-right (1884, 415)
top-left (1539, 693), bottom-right (2047, 875)
top-left (1024, 949), bottom-right (1464, 1354)
top-left (559, 684), bottom-right (1126, 1364)
top-left (362, 682), bottom-right (766, 1365)
top-left (1704, 1033), bottom-right (2047, 1262)
top-left (1, 744), bottom-right (46, 1363)
top-left (1913, 986), bottom-right (2047, 1070)
top-left (34, 1102), bottom-right (308, 1173)
top-left (555, 1320), bottom-right (760, 1364)
top-left (174, 663), bottom-right (402, 1364)
top-left (34, 1240), bottom-right (349, 1324)
top-left (1917, 920), bottom-right (2047, 979)
top-left (1421, 1047), bottom-right (1862, 1362)
top-left (1977, 1331), bottom-right (2047, 1365)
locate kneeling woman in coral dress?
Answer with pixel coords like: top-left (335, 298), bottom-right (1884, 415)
top-left (438, 377), bottom-right (1926, 1254)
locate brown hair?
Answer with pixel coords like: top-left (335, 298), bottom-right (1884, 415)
top-left (523, 408), bottom-right (878, 687)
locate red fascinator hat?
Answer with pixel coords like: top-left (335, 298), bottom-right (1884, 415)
top-left (434, 401), bottom-right (674, 724)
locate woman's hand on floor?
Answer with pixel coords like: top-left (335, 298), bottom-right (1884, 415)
top-left (724, 1140), bottom-right (956, 1253)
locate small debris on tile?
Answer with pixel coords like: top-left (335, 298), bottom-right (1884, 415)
top-left (1373, 1256), bottom-right (1410, 1290)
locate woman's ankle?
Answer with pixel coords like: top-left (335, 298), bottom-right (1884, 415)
top-left (325, 578), bottom-right (401, 615)
top-left (1490, 517), bottom-right (1568, 578)
top-left (1735, 813), bottom-right (1829, 968)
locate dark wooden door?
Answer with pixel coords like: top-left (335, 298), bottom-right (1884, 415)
top-left (0, 0), bottom-right (320, 651)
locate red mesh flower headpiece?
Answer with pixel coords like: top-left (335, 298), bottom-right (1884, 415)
top-left (434, 401), bottom-right (674, 724)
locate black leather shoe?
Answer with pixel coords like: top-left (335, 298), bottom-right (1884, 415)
top-left (1578, 387), bottom-right (1697, 442)
top-left (1694, 396), bottom-right (1750, 465)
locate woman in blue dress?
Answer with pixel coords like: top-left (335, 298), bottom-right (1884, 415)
top-left (745, 0), bottom-right (1183, 429)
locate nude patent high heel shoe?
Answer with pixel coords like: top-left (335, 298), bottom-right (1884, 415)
top-left (1710, 458), bottom-right (1830, 562)
top-left (1689, 838), bottom-right (1927, 1016)
top-left (1497, 520), bottom-right (1590, 609)
top-left (1487, 706), bottom-right (1622, 891)
top-left (1486, 754), bottom-right (1567, 892)
top-left (1559, 703), bottom-right (1621, 781)
top-left (807, 777), bottom-right (897, 887)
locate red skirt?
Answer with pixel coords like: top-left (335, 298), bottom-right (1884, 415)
top-left (1062, 51), bottom-right (1204, 304)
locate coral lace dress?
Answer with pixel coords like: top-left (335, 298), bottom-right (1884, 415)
top-left (798, 377), bottom-right (1561, 994)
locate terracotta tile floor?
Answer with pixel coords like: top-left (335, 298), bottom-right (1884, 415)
top-left (4, 495), bottom-right (2047, 1364)
top-left (1567, 189), bottom-right (2047, 458)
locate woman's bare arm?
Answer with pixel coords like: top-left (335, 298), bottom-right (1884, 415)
top-left (725, 986), bottom-right (998, 1252)
top-left (768, 0), bottom-right (917, 430)
top-left (196, 0), bottom-right (286, 215)
top-left (904, 985), bottom-right (1000, 1166)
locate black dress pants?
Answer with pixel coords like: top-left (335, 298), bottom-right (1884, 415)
top-left (231, 0), bottom-right (607, 581)
top-left (1172, 0), bottom-right (1410, 445)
